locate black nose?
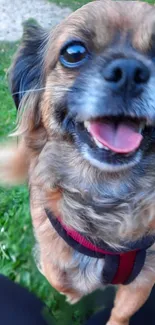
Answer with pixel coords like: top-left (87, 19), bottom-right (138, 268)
top-left (103, 58), bottom-right (150, 95)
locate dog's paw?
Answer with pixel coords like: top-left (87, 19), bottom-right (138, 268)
top-left (106, 320), bottom-right (129, 325)
top-left (0, 141), bottom-right (29, 186)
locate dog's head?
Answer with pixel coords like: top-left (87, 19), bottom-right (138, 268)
top-left (9, 0), bottom-right (155, 175)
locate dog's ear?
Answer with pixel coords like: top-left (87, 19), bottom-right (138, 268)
top-left (9, 22), bottom-right (48, 109)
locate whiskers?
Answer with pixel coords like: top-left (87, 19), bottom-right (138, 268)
top-left (12, 84), bottom-right (72, 97)
top-left (10, 84), bottom-right (72, 137)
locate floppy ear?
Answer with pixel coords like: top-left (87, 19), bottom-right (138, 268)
top-left (9, 22), bottom-right (48, 109)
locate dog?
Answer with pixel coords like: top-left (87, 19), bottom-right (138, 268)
top-left (2, 0), bottom-right (155, 324)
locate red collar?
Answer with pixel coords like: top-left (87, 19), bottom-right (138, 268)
top-left (46, 209), bottom-right (155, 285)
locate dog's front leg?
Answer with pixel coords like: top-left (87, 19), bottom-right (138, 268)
top-left (0, 138), bottom-right (29, 185)
top-left (106, 275), bottom-right (155, 325)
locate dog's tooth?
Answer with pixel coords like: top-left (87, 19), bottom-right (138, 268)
top-left (94, 137), bottom-right (103, 148)
top-left (84, 121), bottom-right (110, 150)
top-left (139, 121), bottom-right (146, 133)
top-left (146, 119), bottom-right (151, 127)
top-left (84, 121), bottom-right (90, 132)
top-left (104, 146), bottom-right (110, 151)
top-left (94, 137), bottom-right (109, 150)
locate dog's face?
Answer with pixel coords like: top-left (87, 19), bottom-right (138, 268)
top-left (43, 0), bottom-right (155, 174)
top-left (10, 0), bottom-right (155, 175)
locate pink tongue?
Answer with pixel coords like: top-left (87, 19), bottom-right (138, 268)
top-left (89, 121), bottom-right (143, 154)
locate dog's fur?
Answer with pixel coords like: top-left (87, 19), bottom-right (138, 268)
top-left (2, 0), bottom-right (155, 324)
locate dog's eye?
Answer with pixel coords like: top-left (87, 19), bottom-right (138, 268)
top-left (60, 42), bottom-right (89, 68)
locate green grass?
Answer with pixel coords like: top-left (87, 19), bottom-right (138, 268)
top-left (145, 0), bottom-right (155, 3)
top-left (49, 0), bottom-right (155, 9)
top-left (48, 0), bottom-right (90, 10)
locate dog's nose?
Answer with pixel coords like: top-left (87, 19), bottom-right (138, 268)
top-left (103, 59), bottom-right (150, 94)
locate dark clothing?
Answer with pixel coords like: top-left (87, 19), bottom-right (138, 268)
top-left (0, 274), bottom-right (155, 324)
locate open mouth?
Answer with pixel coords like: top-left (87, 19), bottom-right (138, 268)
top-left (62, 106), bottom-right (153, 169)
top-left (69, 115), bottom-right (149, 169)
top-left (83, 117), bottom-right (145, 155)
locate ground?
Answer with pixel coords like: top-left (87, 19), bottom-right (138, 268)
top-left (0, 0), bottom-right (71, 41)
top-left (0, 0), bottom-right (154, 324)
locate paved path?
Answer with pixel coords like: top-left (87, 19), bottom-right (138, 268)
top-left (0, 0), bottom-right (72, 41)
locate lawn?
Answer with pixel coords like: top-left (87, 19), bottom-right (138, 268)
top-left (49, 0), bottom-right (155, 8)
top-left (49, 0), bottom-right (90, 10)
top-left (0, 0), bottom-right (154, 324)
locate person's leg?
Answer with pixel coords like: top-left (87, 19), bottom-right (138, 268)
top-left (2, 272), bottom-right (155, 325)
top-left (0, 274), bottom-right (49, 325)
top-left (85, 285), bottom-right (155, 325)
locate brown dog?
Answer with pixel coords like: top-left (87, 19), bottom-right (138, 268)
top-left (1, 0), bottom-right (155, 324)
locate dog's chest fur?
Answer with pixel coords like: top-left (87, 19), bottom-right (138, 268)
top-left (32, 141), bottom-right (155, 249)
